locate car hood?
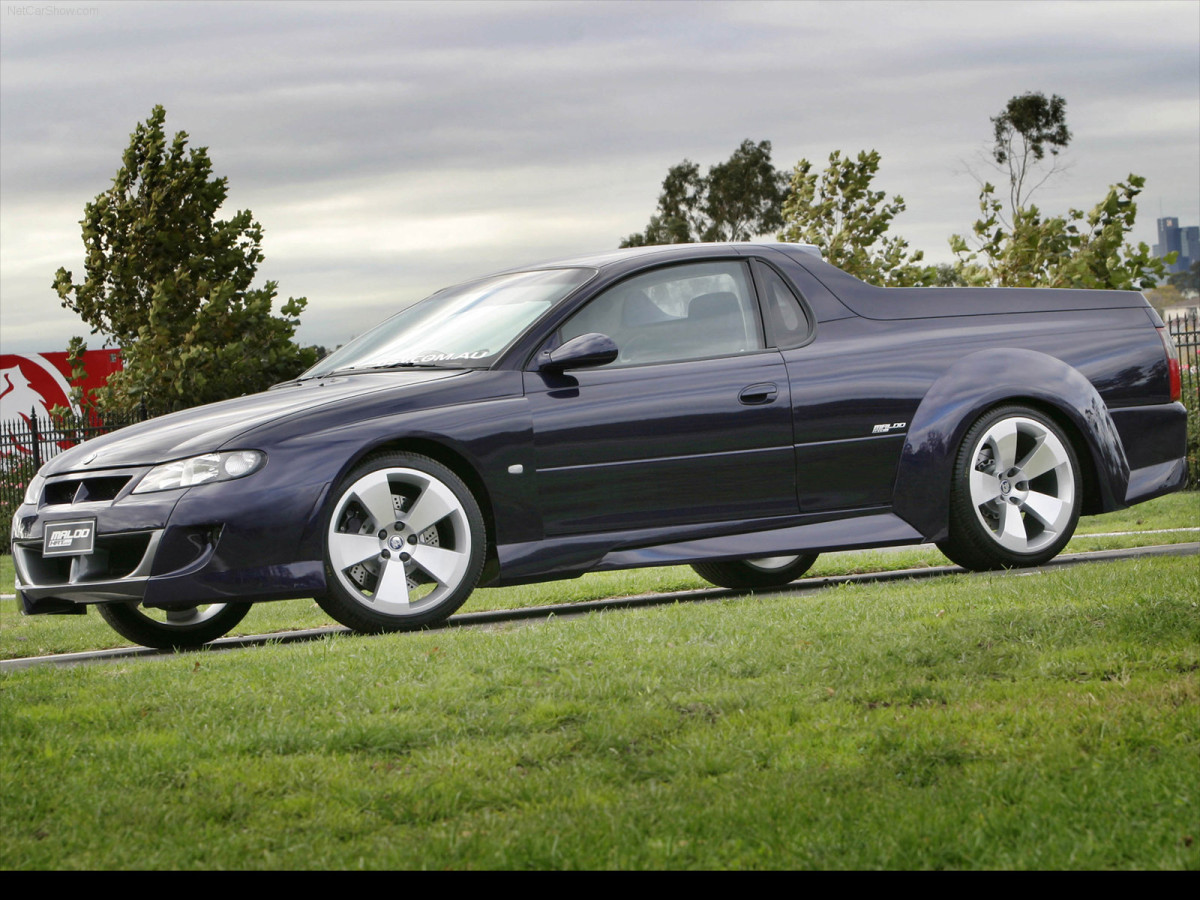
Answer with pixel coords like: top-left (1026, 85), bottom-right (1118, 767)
top-left (45, 369), bottom-right (467, 474)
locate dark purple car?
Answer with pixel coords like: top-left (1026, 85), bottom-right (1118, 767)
top-left (10, 243), bottom-right (1189, 648)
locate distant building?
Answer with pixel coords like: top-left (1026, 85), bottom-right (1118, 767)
top-left (1154, 216), bottom-right (1199, 275)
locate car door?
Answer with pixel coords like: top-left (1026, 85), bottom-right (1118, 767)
top-left (751, 257), bottom-right (913, 512)
top-left (522, 260), bottom-right (796, 536)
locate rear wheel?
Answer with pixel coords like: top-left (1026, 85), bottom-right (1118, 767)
top-left (317, 452), bottom-right (486, 633)
top-left (937, 405), bottom-right (1082, 570)
top-left (97, 601), bottom-right (251, 649)
top-left (691, 554), bottom-right (818, 590)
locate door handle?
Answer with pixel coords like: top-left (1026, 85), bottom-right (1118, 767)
top-left (738, 383), bottom-right (778, 405)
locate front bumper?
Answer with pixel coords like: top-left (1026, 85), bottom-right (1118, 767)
top-left (11, 464), bottom-right (331, 615)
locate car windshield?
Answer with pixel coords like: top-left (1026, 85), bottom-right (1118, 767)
top-left (304, 267), bottom-right (595, 377)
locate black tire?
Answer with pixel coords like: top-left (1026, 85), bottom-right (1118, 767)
top-left (97, 601), bottom-right (252, 650)
top-left (690, 554), bottom-right (818, 590)
top-left (937, 404), bottom-right (1082, 571)
top-left (317, 452), bottom-right (486, 634)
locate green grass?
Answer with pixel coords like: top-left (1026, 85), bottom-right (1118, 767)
top-left (1073, 490), bottom-right (1199, 534)
top-left (2, 492), bottom-right (1197, 659)
top-left (1, 555), bottom-right (1196, 869)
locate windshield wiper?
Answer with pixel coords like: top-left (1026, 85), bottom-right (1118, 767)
top-left (306, 362), bottom-right (458, 378)
top-left (378, 361), bottom-right (458, 369)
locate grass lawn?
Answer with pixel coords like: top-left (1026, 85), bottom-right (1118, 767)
top-left (0, 554), bottom-right (1196, 869)
top-left (0, 493), bottom-right (1196, 869)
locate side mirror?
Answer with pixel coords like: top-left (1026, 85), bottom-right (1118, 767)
top-left (537, 333), bottom-right (619, 372)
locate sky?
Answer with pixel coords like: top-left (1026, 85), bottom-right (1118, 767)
top-left (2, 0), bottom-right (1198, 356)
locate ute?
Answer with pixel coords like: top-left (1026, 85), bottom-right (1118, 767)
top-left (11, 243), bottom-right (1188, 648)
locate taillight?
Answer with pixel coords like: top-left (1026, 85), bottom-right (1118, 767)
top-left (1157, 326), bottom-right (1181, 403)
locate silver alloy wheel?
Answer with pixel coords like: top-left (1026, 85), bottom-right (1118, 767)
top-left (966, 414), bottom-right (1076, 554)
top-left (138, 604), bottom-right (233, 627)
top-left (326, 466), bottom-right (474, 617)
top-left (743, 556), bottom-right (802, 571)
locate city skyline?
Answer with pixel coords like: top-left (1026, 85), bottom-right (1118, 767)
top-left (1154, 216), bottom-right (1200, 276)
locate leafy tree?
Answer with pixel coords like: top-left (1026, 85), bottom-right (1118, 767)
top-left (1142, 283), bottom-right (1185, 313)
top-left (950, 175), bottom-right (1169, 290)
top-left (777, 149), bottom-right (936, 286)
top-left (1167, 260), bottom-right (1200, 295)
top-left (989, 91), bottom-right (1071, 225)
top-left (930, 263), bottom-right (969, 287)
top-left (953, 93), bottom-right (1164, 291)
top-left (53, 105), bottom-right (316, 412)
top-left (621, 140), bottom-right (788, 247)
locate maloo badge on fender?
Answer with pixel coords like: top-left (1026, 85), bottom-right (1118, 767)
top-left (43, 519), bottom-right (95, 557)
top-left (871, 422), bottom-right (907, 434)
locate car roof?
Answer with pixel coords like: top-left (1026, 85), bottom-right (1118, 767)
top-left (500, 242), bottom-right (823, 273)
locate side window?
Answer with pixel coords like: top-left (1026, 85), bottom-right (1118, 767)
top-left (560, 261), bottom-right (763, 365)
top-left (754, 261), bottom-right (813, 349)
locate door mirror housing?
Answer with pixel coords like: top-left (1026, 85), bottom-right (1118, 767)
top-left (537, 333), bottom-right (619, 372)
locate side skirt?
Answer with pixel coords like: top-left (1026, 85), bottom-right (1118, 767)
top-left (596, 513), bottom-right (924, 570)
top-left (491, 511), bottom-right (924, 586)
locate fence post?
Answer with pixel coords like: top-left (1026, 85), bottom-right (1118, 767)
top-left (29, 406), bottom-right (41, 471)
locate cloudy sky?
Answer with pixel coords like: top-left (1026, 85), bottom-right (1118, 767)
top-left (2, 0), bottom-right (1197, 356)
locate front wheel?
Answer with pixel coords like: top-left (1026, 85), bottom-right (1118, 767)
top-left (317, 452), bottom-right (486, 634)
top-left (97, 601), bottom-right (252, 649)
top-left (691, 554), bottom-right (818, 590)
top-left (937, 405), bottom-right (1082, 571)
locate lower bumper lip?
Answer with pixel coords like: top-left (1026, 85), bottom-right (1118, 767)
top-left (13, 529), bottom-right (164, 610)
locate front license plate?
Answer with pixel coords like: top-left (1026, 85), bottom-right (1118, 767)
top-left (43, 519), bottom-right (96, 557)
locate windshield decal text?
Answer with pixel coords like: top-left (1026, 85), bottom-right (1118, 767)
top-left (407, 350), bottom-right (492, 363)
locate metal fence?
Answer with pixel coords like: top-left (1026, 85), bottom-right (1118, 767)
top-left (1166, 311), bottom-right (1200, 491)
top-left (2, 315), bottom-right (1199, 551)
top-left (1165, 310), bottom-right (1198, 370)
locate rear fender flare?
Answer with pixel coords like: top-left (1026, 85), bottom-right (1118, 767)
top-left (892, 348), bottom-right (1129, 541)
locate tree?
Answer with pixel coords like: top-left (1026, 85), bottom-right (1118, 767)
top-left (777, 149), bottom-right (936, 286)
top-left (989, 91), bottom-right (1071, 225)
top-left (1142, 283), bottom-right (1185, 313)
top-left (950, 175), bottom-right (1169, 290)
top-left (953, 92), bottom-right (1164, 291)
top-left (620, 140), bottom-right (788, 247)
top-left (53, 105), bottom-right (316, 412)
top-left (1167, 260), bottom-right (1200, 295)
top-left (930, 263), bottom-right (969, 287)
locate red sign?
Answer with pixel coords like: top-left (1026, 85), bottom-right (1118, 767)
top-left (0, 350), bottom-right (123, 425)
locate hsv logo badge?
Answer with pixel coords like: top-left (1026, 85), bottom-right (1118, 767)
top-left (43, 519), bottom-right (96, 557)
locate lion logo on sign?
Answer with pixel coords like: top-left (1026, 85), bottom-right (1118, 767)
top-left (0, 355), bottom-right (79, 471)
top-left (1, 365), bottom-right (49, 425)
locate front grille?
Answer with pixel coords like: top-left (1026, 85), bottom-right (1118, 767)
top-left (42, 475), bottom-right (132, 507)
top-left (13, 531), bottom-right (157, 586)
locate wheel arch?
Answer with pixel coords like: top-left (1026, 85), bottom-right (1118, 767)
top-left (1007, 397), bottom-right (1104, 517)
top-left (330, 435), bottom-right (501, 580)
top-left (892, 348), bottom-right (1130, 541)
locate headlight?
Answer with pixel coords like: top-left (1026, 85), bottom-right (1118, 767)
top-left (23, 473), bottom-right (46, 505)
top-left (133, 451), bottom-right (265, 494)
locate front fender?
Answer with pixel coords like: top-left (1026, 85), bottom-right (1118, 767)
top-left (892, 348), bottom-right (1129, 541)
top-left (280, 395), bottom-right (540, 559)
